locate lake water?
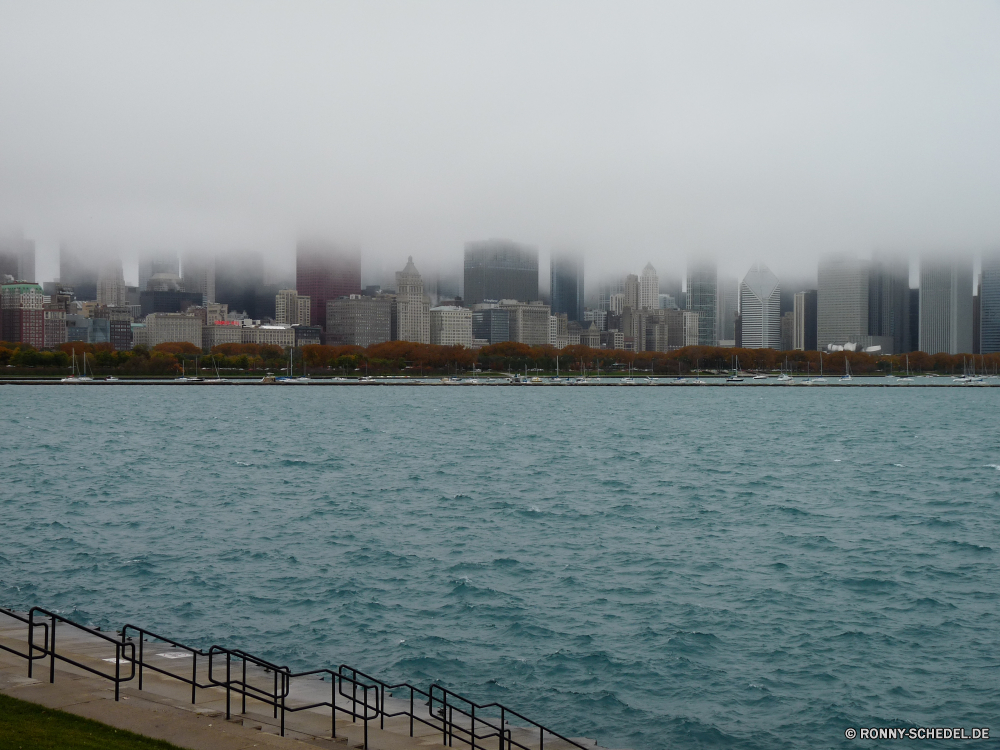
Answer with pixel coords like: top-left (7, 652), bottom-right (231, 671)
top-left (1, 386), bottom-right (998, 749)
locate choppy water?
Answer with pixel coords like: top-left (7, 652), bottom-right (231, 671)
top-left (1, 386), bottom-right (998, 749)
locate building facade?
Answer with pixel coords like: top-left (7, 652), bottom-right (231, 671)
top-left (739, 263), bottom-right (781, 349)
top-left (793, 290), bottom-right (818, 350)
top-left (919, 257), bottom-right (973, 355)
top-left (980, 253), bottom-right (1000, 354)
top-left (817, 256), bottom-right (869, 351)
top-left (471, 306), bottom-right (510, 344)
top-left (868, 253), bottom-right (911, 354)
top-left (497, 300), bottom-right (551, 346)
top-left (182, 253), bottom-right (216, 304)
top-left (430, 306), bottom-right (473, 347)
top-left (275, 289), bottom-right (312, 326)
top-left (395, 257), bottom-right (431, 343)
top-left (97, 260), bottom-right (128, 307)
top-left (144, 313), bottom-right (203, 349)
top-left (550, 252), bottom-right (584, 322)
top-left (0, 230), bottom-right (36, 282)
top-left (639, 264), bottom-right (659, 310)
top-left (1, 282), bottom-right (44, 347)
top-left (463, 240), bottom-right (538, 305)
top-left (326, 294), bottom-right (392, 347)
top-left (296, 241), bottom-right (362, 332)
top-left (716, 275), bottom-right (738, 347)
top-left (687, 259), bottom-right (717, 346)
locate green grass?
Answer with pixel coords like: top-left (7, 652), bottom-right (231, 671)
top-left (0, 693), bottom-right (184, 750)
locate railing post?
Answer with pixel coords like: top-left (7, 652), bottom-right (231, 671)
top-left (49, 616), bottom-right (55, 684)
top-left (380, 684), bottom-right (385, 730)
top-left (471, 704), bottom-right (476, 750)
top-left (363, 685), bottom-right (369, 749)
top-left (540, 726), bottom-right (543, 750)
top-left (138, 634), bottom-right (144, 690)
top-left (280, 672), bottom-right (286, 737)
top-left (225, 651), bottom-right (231, 720)
top-left (499, 708), bottom-right (504, 750)
top-left (331, 675), bottom-right (337, 739)
top-left (114, 643), bottom-right (121, 701)
top-left (191, 653), bottom-right (197, 704)
top-left (27, 616), bottom-right (34, 679)
top-left (241, 658), bottom-right (247, 714)
top-left (352, 673), bottom-right (357, 723)
top-left (409, 688), bottom-right (414, 737)
top-left (273, 670), bottom-right (278, 718)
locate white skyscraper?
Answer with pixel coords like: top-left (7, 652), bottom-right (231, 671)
top-left (639, 263), bottom-right (659, 310)
top-left (395, 256), bottom-right (430, 343)
top-left (739, 263), bottom-right (781, 349)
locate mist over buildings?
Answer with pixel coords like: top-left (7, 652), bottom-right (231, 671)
top-left (2, 1), bottom-right (999, 293)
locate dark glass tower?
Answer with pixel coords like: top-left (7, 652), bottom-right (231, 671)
top-left (550, 252), bottom-right (584, 322)
top-left (463, 240), bottom-right (538, 305)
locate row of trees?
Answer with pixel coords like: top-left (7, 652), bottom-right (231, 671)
top-left (1, 340), bottom-right (996, 377)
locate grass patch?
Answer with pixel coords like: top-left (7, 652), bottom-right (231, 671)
top-left (0, 692), bottom-right (184, 750)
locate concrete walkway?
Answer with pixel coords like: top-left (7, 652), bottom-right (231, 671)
top-left (0, 611), bottom-right (602, 750)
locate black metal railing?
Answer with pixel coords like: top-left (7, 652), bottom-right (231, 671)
top-left (25, 606), bottom-right (135, 701)
top-left (1, 606), bottom-right (590, 750)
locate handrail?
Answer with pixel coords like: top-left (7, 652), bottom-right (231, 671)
top-left (27, 606), bottom-right (135, 701)
top-left (120, 624), bottom-right (211, 704)
top-left (0, 607), bottom-right (49, 665)
top-left (7, 606), bottom-right (588, 750)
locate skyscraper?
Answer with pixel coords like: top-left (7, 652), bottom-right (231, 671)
top-left (716, 275), bottom-right (738, 346)
top-left (296, 241), bottom-right (362, 332)
top-left (868, 253), bottom-right (911, 354)
top-left (138, 252), bottom-right (180, 293)
top-left (623, 274), bottom-right (639, 310)
top-left (0, 230), bottom-right (35, 282)
top-left (550, 252), bottom-right (584, 322)
top-left (463, 240), bottom-right (538, 305)
top-left (97, 259), bottom-right (127, 307)
top-left (739, 263), bottom-right (781, 349)
top-left (981, 253), bottom-right (1000, 354)
top-left (686, 259), bottom-right (717, 346)
top-left (793, 290), bottom-right (818, 350)
top-left (817, 255), bottom-right (869, 351)
top-left (919, 256), bottom-right (973, 354)
top-left (59, 247), bottom-right (99, 300)
top-left (275, 289), bottom-right (311, 325)
top-left (395, 256), bottom-right (430, 344)
top-left (639, 263), bottom-right (658, 310)
top-left (182, 253), bottom-right (216, 304)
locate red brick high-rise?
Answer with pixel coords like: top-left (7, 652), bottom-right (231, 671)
top-left (296, 241), bottom-right (362, 333)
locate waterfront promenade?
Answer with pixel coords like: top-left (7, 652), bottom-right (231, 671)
top-left (0, 611), bottom-right (605, 750)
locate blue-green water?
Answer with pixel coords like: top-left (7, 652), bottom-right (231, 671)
top-left (1, 386), bottom-right (998, 749)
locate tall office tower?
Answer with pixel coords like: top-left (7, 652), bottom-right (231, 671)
top-left (1, 282), bottom-right (45, 347)
top-left (138, 253), bottom-right (180, 293)
top-left (919, 256), bottom-right (973, 354)
top-left (639, 264), bottom-right (659, 310)
top-left (297, 241), bottom-right (362, 331)
top-left (817, 255), bottom-right (869, 351)
top-left (275, 289), bottom-right (311, 325)
top-left (59, 247), bottom-right (99, 300)
top-left (550, 252), bottom-right (584, 322)
top-left (96, 259), bottom-right (127, 307)
top-left (793, 290), bottom-right (818, 350)
top-left (497, 300), bottom-right (551, 345)
top-left (463, 239), bottom-right (538, 305)
top-left (686, 259), bottom-right (718, 346)
top-left (395, 256), bottom-right (430, 343)
top-left (909, 288), bottom-right (920, 351)
top-left (980, 254), bottom-right (1000, 353)
top-left (780, 312), bottom-right (795, 351)
top-left (182, 253), bottom-right (216, 304)
top-left (868, 253), bottom-right (911, 354)
top-left (716, 275), bottom-right (738, 346)
top-left (0, 230), bottom-right (35, 282)
top-left (623, 274), bottom-right (640, 310)
top-left (739, 263), bottom-right (781, 349)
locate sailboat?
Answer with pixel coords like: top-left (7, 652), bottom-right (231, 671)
top-left (840, 357), bottom-right (852, 382)
top-left (776, 357), bottom-right (793, 382)
top-left (175, 360), bottom-right (192, 382)
top-left (61, 349), bottom-right (83, 383)
top-left (726, 355), bottom-right (744, 382)
top-left (812, 352), bottom-right (827, 383)
top-left (203, 355), bottom-right (231, 384)
top-left (896, 355), bottom-right (914, 383)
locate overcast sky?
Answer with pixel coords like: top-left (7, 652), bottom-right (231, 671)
top-left (1, 1), bottom-right (998, 287)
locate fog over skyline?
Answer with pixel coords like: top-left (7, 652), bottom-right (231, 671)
top-left (2, 1), bottom-right (999, 290)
